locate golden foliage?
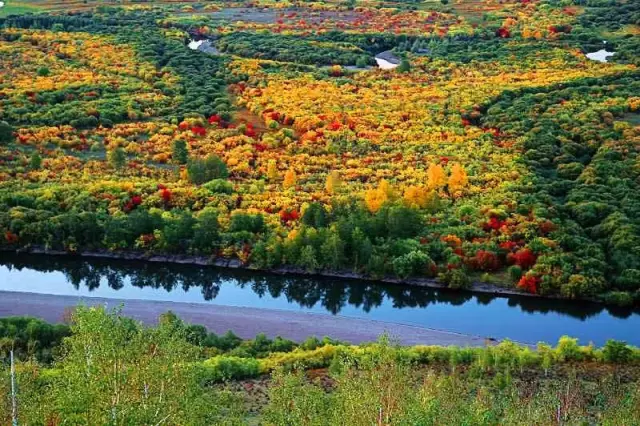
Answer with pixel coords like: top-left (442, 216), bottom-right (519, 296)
top-left (448, 163), bottom-right (468, 195)
top-left (283, 168), bottom-right (297, 189)
top-left (427, 163), bottom-right (446, 190)
top-left (365, 179), bottom-right (394, 213)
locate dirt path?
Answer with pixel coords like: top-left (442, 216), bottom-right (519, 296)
top-left (0, 290), bottom-right (488, 346)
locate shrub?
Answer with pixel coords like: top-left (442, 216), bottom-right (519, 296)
top-left (555, 336), bottom-right (584, 362)
top-left (228, 213), bottom-right (265, 234)
top-left (468, 250), bottom-right (500, 271)
top-left (616, 269), bottom-right (640, 291)
top-left (508, 265), bottom-right (523, 282)
top-left (260, 345), bottom-right (339, 373)
top-left (171, 139), bottom-right (188, 164)
top-left (602, 340), bottom-right (633, 363)
top-left (199, 356), bottom-right (261, 383)
top-left (392, 251), bottom-right (435, 279)
top-left (602, 291), bottom-right (634, 307)
top-left (203, 179), bottom-right (234, 194)
top-left (439, 268), bottom-right (472, 290)
top-left (187, 155), bottom-right (228, 185)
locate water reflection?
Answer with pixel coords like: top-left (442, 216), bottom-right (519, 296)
top-left (1, 253), bottom-right (635, 321)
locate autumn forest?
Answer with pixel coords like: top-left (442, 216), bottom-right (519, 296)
top-left (0, 0), bottom-right (639, 308)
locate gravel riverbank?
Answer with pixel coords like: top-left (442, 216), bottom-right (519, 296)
top-left (0, 290), bottom-right (489, 346)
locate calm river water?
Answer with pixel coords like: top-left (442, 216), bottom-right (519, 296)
top-left (1, 253), bottom-right (639, 346)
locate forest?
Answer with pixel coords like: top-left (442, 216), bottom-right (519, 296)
top-left (1, 306), bottom-right (640, 424)
top-left (0, 0), bottom-right (639, 308)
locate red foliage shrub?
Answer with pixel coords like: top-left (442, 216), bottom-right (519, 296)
top-left (245, 124), bottom-right (257, 138)
top-left (327, 121), bottom-right (342, 131)
top-left (5, 231), bottom-right (18, 244)
top-left (509, 248), bottom-right (537, 269)
top-left (499, 241), bottom-right (518, 251)
top-left (496, 27), bottom-right (511, 38)
top-left (268, 112), bottom-right (281, 122)
top-left (484, 217), bottom-right (506, 232)
top-left (518, 275), bottom-right (540, 294)
top-left (469, 250), bottom-right (500, 271)
top-left (191, 126), bottom-right (206, 137)
top-left (208, 114), bottom-right (222, 124)
top-left (160, 189), bottom-right (172, 203)
top-left (279, 208), bottom-right (299, 222)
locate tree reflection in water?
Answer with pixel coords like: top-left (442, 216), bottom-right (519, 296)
top-left (1, 253), bottom-right (637, 321)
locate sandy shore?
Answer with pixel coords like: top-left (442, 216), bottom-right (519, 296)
top-left (0, 290), bottom-right (488, 346)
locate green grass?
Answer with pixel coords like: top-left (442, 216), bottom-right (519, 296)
top-left (0, 1), bottom-right (41, 17)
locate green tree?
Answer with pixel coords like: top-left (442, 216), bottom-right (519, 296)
top-left (107, 147), bottom-right (126, 170)
top-left (193, 208), bottom-right (220, 253)
top-left (30, 152), bottom-right (42, 170)
top-left (229, 213), bottom-right (265, 234)
top-left (397, 58), bottom-right (411, 73)
top-left (298, 245), bottom-right (319, 272)
top-left (31, 306), bottom-right (243, 424)
top-left (172, 139), bottom-right (189, 164)
top-left (0, 121), bottom-right (13, 144)
top-left (320, 230), bottom-right (345, 269)
top-left (302, 202), bottom-right (328, 228)
top-left (356, 56), bottom-right (368, 68)
top-left (187, 155), bottom-right (228, 185)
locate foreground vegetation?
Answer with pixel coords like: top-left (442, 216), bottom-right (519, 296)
top-left (0, 2), bottom-right (638, 309)
top-left (1, 307), bottom-right (639, 424)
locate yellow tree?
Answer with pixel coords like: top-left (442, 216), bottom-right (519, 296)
top-left (365, 179), bottom-right (393, 213)
top-left (427, 163), bottom-right (446, 190)
top-left (325, 170), bottom-right (342, 194)
top-left (448, 163), bottom-right (468, 195)
top-left (403, 185), bottom-right (428, 208)
top-left (283, 167), bottom-right (297, 189)
top-left (267, 160), bottom-right (278, 182)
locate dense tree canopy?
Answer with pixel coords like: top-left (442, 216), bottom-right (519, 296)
top-left (0, 0), bottom-right (638, 305)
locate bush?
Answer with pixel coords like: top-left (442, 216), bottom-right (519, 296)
top-left (0, 121), bottom-right (14, 144)
top-left (187, 155), bottom-right (228, 185)
top-left (171, 139), bottom-right (188, 164)
top-left (199, 356), bottom-right (261, 383)
top-left (228, 213), bottom-right (265, 234)
top-left (260, 345), bottom-right (339, 373)
top-left (392, 251), bottom-right (435, 279)
top-left (602, 291), bottom-right (634, 307)
top-left (440, 268), bottom-right (472, 290)
top-left (616, 269), bottom-right (640, 291)
top-left (203, 179), bottom-right (234, 194)
top-left (602, 340), bottom-right (633, 363)
top-left (555, 336), bottom-right (585, 362)
top-left (508, 265), bottom-right (523, 282)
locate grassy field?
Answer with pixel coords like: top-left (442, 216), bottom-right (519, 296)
top-left (0, 1), bottom-right (41, 16)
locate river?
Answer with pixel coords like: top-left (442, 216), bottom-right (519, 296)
top-left (1, 253), bottom-right (639, 346)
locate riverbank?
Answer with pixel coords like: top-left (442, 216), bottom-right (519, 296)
top-left (12, 246), bottom-right (539, 299)
top-left (0, 290), bottom-right (489, 346)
